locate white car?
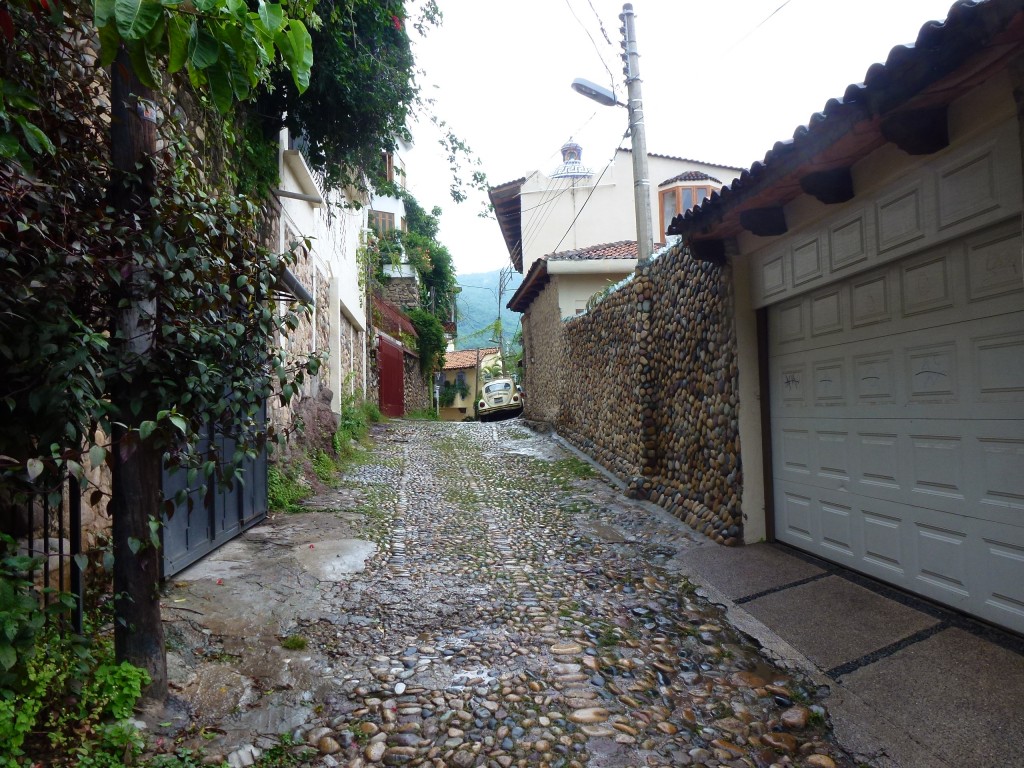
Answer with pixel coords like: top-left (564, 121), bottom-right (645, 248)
top-left (476, 378), bottom-right (523, 421)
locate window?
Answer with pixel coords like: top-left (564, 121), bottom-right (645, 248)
top-left (659, 185), bottom-right (711, 236)
top-left (368, 209), bottom-right (395, 233)
top-left (382, 152), bottom-right (395, 184)
top-left (456, 371), bottom-right (466, 388)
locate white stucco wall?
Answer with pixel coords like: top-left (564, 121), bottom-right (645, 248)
top-left (278, 129), bottom-right (368, 410)
top-left (517, 149), bottom-right (741, 271)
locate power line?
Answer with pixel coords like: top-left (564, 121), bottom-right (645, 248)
top-left (548, 135), bottom-right (626, 255)
top-left (724, 0), bottom-right (796, 54)
top-left (564, 0), bottom-right (617, 95)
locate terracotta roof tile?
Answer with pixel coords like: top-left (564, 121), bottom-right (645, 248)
top-left (443, 347), bottom-right (499, 370)
top-left (547, 240), bottom-right (640, 261)
top-left (659, 170), bottom-right (722, 187)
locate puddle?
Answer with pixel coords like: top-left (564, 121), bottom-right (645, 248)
top-left (293, 539), bottom-right (376, 580)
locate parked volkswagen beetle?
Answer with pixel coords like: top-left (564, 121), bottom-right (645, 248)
top-left (476, 378), bottom-right (523, 421)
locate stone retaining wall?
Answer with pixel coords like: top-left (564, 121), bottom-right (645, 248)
top-left (403, 353), bottom-right (430, 414)
top-left (559, 281), bottom-right (643, 480)
top-left (520, 282), bottom-right (563, 424)
top-left (551, 241), bottom-right (743, 544)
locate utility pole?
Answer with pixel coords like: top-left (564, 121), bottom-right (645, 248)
top-left (620, 3), bottom-right (653, 266)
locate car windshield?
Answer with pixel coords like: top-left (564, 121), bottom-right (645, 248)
top-left (484, 381), bottom-right (512, 394)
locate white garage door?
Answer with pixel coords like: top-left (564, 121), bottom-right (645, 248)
top-left (769, 220), bottom-right (1024, 633)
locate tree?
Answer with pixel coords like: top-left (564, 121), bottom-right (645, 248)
top-left (0, 0), bottom-right (316, 702)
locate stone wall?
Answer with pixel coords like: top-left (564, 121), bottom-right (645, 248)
top-left (380, 275), bottom-right (419, 310)
top-left (521, 281), bottom-right (564, 423)
top-left (550, 241), bottom-right (743, 544)
top-left (559, 283), bottom-right (644, 480)
top-left (403, 352), bottom-right (430, 415)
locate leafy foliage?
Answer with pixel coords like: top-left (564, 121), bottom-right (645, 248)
top-left (0, 534), bottom-right (150, 765)
top-left (254, 0), bottom-right (436, 190)
top-left (267, 465), bottom-right (309, 513)
top-left (0, 0), bottom-right (321, 501)
top-left (405, 307), bottom-right (446, 376)
top-left (91, 0), bottom-right (314, 112)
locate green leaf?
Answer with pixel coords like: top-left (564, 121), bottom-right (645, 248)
top-left (206, 59), bottom-right (233, 113)
top-left (73, 554), bottom-right (88, 573)
top-left (166, 15), bottom-right (192, 73)
top-left (0, 645), bottom-right (15, 671)
top-left (88, 444), bottom-right (106, 469)
top-left (167, 414), bottom-right (188, 435)
top-left (98, 22), bottom-right (122, 67)
top-left (284, 20), bottom-right (312, 93)
top-left (139, 420), bottom-right (157, 440)
top-left (126, 39), bottom-right (161, 89)
top-left (13, 116), bottom-right (55, 155)
top-left (114, 0), bottom-right (163, 40)
top-left (257, 1), bottom-right (284, 33)
top-left (26, 458), bottom-right (43, 481)
top-left (128, 537), bottom-right (141, 555)
top-left (189, 28), bottom-right (219, 70)
top-left (94, 0), bottom-right (116, 27)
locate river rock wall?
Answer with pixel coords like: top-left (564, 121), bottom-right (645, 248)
top-left (555, 241), bottom-right (744, 544)
top-left (559, 279), bottom-right (643, 480)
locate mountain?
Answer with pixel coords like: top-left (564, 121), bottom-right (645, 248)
top-left (454, 269), bottom-right (524, 351)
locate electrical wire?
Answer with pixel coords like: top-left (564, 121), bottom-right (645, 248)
top-left (724, 0), bottom-right (796, 54)
top-left (548, 135), bottom-right (627, 256)
top-left (564, 0), bottom-right (618, 96)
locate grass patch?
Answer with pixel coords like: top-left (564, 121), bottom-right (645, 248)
top-left (280, 635), bottom-right (308, 651)
top-left (404, 408), bottom-right (439, 420)
top-left (268, 465), bottom-right (309, 513)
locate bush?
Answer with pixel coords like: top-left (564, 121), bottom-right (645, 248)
top-left (0, 535), bottom-right (150, 765)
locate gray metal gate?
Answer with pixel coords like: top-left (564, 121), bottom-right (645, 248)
top-left (160, 405), bottom-right (268, 578)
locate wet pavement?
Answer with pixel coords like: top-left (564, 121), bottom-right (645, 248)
top-left (157, 420), bottom-right (855, 767)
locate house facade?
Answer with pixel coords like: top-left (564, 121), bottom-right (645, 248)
top-left (508, 240), bottom-right (639, 423)
top-left (492, 144), bottom-right (741, 423)
top-left (438, 347), bottom-right (501, 421)
top-left (489, 144), bottom-right (741, 273)
top-left (666, 0), bottom-right (1024, 633)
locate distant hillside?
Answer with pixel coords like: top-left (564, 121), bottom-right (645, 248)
top-left (454, 269), bottom-right (524, 351)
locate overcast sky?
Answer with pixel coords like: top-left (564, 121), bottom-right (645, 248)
top-left (403, 0), bottom-right (962, 275)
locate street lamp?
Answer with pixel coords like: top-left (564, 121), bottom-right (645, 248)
top-left (571, 3), bottom-right (653, 266)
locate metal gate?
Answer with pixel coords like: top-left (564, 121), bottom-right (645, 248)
top-left (378, 335), bottom-right (405, 417)
top-left (161, 404), bottom-right (268, 577)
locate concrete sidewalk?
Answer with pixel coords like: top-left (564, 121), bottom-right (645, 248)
top-left (674, 542), bottom-right (1024, 768)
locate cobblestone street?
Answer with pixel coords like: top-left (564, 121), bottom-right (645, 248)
top-left (164, 420), bottom-right (852, 768)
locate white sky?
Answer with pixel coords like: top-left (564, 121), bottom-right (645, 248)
top-left (403, 0), bottom-right (961, 274)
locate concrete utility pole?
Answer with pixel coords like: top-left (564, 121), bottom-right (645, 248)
top-left (620, 3), bottom-right (653, 266)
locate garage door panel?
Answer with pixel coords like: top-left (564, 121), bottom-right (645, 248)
top-left (771, 319), bottom-right (1022, 421)
top-left (775, 418), bottom-right (1024, 526)
top-left (974, 330), bottom-right (1024, 401)
top-left (768, 219), bottom-right (1023, 632)
top-left (981, 535), bottom-right (1024, 628)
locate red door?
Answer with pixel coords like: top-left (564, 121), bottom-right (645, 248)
top-left (378, 335), bottom-right (404, 417)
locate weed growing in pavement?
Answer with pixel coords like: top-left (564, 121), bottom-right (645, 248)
top-left (505, 428), bottom-right (530, 440)
top-left (443, 484), bottom-right (481, 510)
top-left (268, 465), bottom-right (309, 513)
top-left (312, 449), bottom-right (340, 485)
top-left (404, 408), bottom-right (439, 420)
top-left (280, 635), bottom-right (308, 650)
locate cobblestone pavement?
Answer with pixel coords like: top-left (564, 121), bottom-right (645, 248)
top-left (162, 420), bottom-right (854, 768)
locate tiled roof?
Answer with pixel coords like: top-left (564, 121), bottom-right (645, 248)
top-left (548, 240), bottom-right (639, 262)
top-left (508, 240), bottom-right (654, 313)
top-left (671, 0), bottom-right (1024, 241)
top-left (443, 347), bottom-right (499, 370)
top-left (659, 171), bottom-right (722, 187)
top-left (372, 295), bottom-right (417, 339)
